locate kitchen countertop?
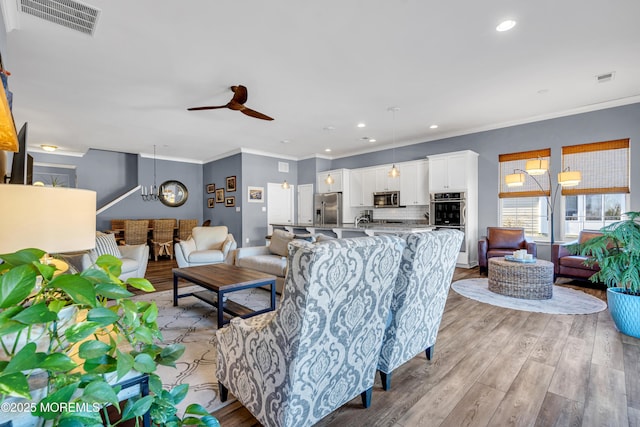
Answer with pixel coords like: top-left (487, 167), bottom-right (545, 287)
top-left (271, 222), bottom-right (433, 234)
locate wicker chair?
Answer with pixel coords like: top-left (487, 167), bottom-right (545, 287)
top-left (151, 219), bottom-right (175, 261)
top-left (122, 220), bottom-right (149, 246)
top-left (176, 218), bottom-right (198, 242)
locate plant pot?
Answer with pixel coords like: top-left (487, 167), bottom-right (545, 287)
top-left (607, 287), bottom-right (640, 339)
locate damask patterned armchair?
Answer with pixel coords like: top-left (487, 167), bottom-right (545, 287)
top-left (215, 235), bottom-right (405, 427)
top-left (377, 229), bottom-right (464, 390)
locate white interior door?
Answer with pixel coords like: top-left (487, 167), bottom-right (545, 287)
top-left (267, 182), bottom-right (294, 234)
top-left (297, 184), bottom-right (314, 225)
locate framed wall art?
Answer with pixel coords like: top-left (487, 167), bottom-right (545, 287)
top-left (207, 198), bottom-right (215, 208)
top-left (215, 188), bottom-right (225, 203)
top-left (225, 196), bottom-right (235, 207)
top-left (206, 183), bottom-right (215, 194)
top-left (247, 186), bottom-right (264, 203)
top-left (226, 176), bottom-right (236, 192)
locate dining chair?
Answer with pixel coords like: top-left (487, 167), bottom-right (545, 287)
top-left (151, 219), bottom-right (175, 261)
top-left (123, 220), bottom-right (149, 246)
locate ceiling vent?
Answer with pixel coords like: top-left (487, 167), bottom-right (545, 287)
top-left (20, 0), bottom-right (100, 36)
top-left (596, 72), bottom-right (615, 83)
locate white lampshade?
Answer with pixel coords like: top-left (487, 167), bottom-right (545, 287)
top-left (525, 159), bottom-right (548, 175)
top-left (505, 173), bottom-right (525, 187)
top-left (558, 170), bottom-right (581, 187)
top-left (0, 185), bottom-right (97, 254)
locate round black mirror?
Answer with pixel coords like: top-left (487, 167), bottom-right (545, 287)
top-left (159, 180), bottom-right (188, 207)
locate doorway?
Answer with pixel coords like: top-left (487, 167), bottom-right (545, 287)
top-left (267, 182), bottom-right (294, 234)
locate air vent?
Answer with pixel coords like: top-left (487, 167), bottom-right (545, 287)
top-left (596, 72), bottom-right (615, 83)
top-left (21, 0), bottom-right (100, 36)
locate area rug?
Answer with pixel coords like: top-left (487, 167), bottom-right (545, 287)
top-left (133, 285), bottom-right (274, 416)
top-left (451, 278), bottom-right (607, 315)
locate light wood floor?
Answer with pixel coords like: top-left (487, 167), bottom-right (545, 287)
top-left (146, 258), bottom-right (640, 427)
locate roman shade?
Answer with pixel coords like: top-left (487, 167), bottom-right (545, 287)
top-left (499, 148), bottom-right (551, 198)
top-left (561, 139), bottom-right (630, 195)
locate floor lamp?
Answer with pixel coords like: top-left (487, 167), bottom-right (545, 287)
top-left (0, 185), bottom-right (97, 272)
top-left (505, 160), bottom-right (581, 244)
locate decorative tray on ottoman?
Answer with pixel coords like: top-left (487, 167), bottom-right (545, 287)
top-left (505, 255), bottom-right (537, 263)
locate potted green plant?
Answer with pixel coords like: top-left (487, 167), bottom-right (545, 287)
top-left (569, 211), bottom-right (640, 338)
top-left (0, 248), bottom-right (220, 426)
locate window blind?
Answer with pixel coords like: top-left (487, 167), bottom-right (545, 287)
top-left (561, 139), bottom-right (630, 195)
top-left (498, 148), bottom-right (551, 198)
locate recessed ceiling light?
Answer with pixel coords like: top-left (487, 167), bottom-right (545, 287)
top-left (323, 126), bottom-right (336, 131)
top-left (369, 139), bottom-right (376, 143)
top-left (429, 124), bottom-right (438, 129)
top-left (496, 20), bottom-right (516, 32)
top-left (357, 123), bottom-right (366, 128)
top-left (325, 148), bottom-right (332, 152)
top-left (280, 139), bottom-right (290, 144)
top-left (41, 144), bottom-right (58, 152)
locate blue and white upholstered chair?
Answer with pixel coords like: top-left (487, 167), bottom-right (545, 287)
top-left (377, 229), bottom-right (464, 390)
top-left (215, 235), bottom-right (405, 427)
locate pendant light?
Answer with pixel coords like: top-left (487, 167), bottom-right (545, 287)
top-left (325, 173), bottom-right (334, 185)
top-left (141, 145), bottom-right (159, 201)
top-left (281, 180), bottom-right (290, 189)
top-left (388, 107), bottom-right (400, 178)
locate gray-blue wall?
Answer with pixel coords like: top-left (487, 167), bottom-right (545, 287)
top-left (241, 153), bottom-right (298, 247)
top-left (331, 102), bottom-right (640, 241)
top-left (30, 149), bottom-right (203, 231)
top-left (203, 153), bottom-right (242, 243)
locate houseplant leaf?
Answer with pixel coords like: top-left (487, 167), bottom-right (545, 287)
top-left (48, 274), bottom-right (97, 307)
top-left (0, 264), bottom-right (37, 308)
top-left (12, 301), bottom-right (58, 324)
top-left (0, 371), bottom-right (31, 398)
top-left (95, 282), bottom-right (134, 299)
top-left (86, 306), bottom-right (120, 326)
top-left (127, 277), bottom-right (155, 292)
top-left (0, 248), bottom-right (44, 267)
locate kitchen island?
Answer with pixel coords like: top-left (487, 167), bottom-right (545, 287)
top-left (270, 222), bottom-right (434, 239)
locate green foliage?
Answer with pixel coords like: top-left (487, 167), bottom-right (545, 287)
top-left (0, 248), bottom-right (218, 426)
top-left (569, 211), bottom-right (640, 294)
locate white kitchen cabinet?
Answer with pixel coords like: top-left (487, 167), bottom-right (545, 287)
top-left (350, 168), bottom-right (376, 207)
top-left (427, 150), bottom-right (479, 268)
top-left (399, 160), bottom-right (429, 205)
top-left (374, 165), bottom-right (401, 192)
top-left (317, 169), bottom-right (347, 193)
top-left (428, 151), bottom-right (474, 192)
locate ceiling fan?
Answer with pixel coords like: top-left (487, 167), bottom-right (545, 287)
top-left (187, 85), bottom-right (274, 121)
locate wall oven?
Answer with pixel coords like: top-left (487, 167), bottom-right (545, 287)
top-left (431, 192), bottom-right (466, 226)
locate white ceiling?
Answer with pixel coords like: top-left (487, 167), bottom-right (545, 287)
top-left (5, 0), bottom-right (640, 163)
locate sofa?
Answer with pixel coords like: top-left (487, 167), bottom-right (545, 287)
top-left (235, 229), bottom-right (318, 294)
top-left (80, 232), bottom-right (149, 281)
top-left (552, 230), bottom-right (603, 282)
top-left (216, 235), bottom-right (405, 427)
top-left (174, 226), bottom-right (236, 268)
top-left (478, 227), bottom-right (537, 274)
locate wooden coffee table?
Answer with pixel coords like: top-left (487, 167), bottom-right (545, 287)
top-left (173, 263), bottom-right (277, 328)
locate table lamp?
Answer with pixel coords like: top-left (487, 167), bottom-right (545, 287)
top-left (0, 185), bottom-right (96, 272)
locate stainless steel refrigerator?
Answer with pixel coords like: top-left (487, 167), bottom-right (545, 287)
top-left (314, 192), bottom-right (343, 225)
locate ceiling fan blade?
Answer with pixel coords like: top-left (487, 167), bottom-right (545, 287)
top-left (231, 85), bottom-right (248, 104)
top-left (241, 107), bottom-right (274, 121)
top-left (187, 105), bottom-right (228, 111)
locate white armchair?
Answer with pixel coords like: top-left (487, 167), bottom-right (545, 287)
top-left (216, 235), bottom-right (405, 427)
top-left (81, 243), bottom-right (149, 281)
top-left (174, 226), bottom-right (236, 268)
top-left (377, 229), bottom-right (464, 390)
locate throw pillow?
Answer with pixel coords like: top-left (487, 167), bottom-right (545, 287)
top-left (269, 229), bottom-right (295, 257)
top-left (93, 232), bottom-right (122, 258)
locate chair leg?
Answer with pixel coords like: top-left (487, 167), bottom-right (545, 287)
top-left (379, 371), bottom-right (392, 391)
top-left (361, 387), bottom-right (372, 408)
top-left (219, 382), bottom-right (228, 402)
top-left (426, 345), bottom-right (433, 361)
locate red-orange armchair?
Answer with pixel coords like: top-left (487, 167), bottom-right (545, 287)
top-left (478, 227), bottom-right (537, 274)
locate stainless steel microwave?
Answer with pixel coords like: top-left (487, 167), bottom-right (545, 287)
top-left (373, 191), bottom-right (400, 208)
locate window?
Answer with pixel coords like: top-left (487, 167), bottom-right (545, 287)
top-left (561, 139), bottom-right (630, 239)
top-left (563, 193), bottom-right (628, 238)
top-left (500, 196), bottom-right (549, 240)
top-left (498, 149), bottom-right (551, 240)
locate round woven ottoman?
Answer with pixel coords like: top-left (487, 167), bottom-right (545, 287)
top-left (488, 257), bottom-right (554, 300)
